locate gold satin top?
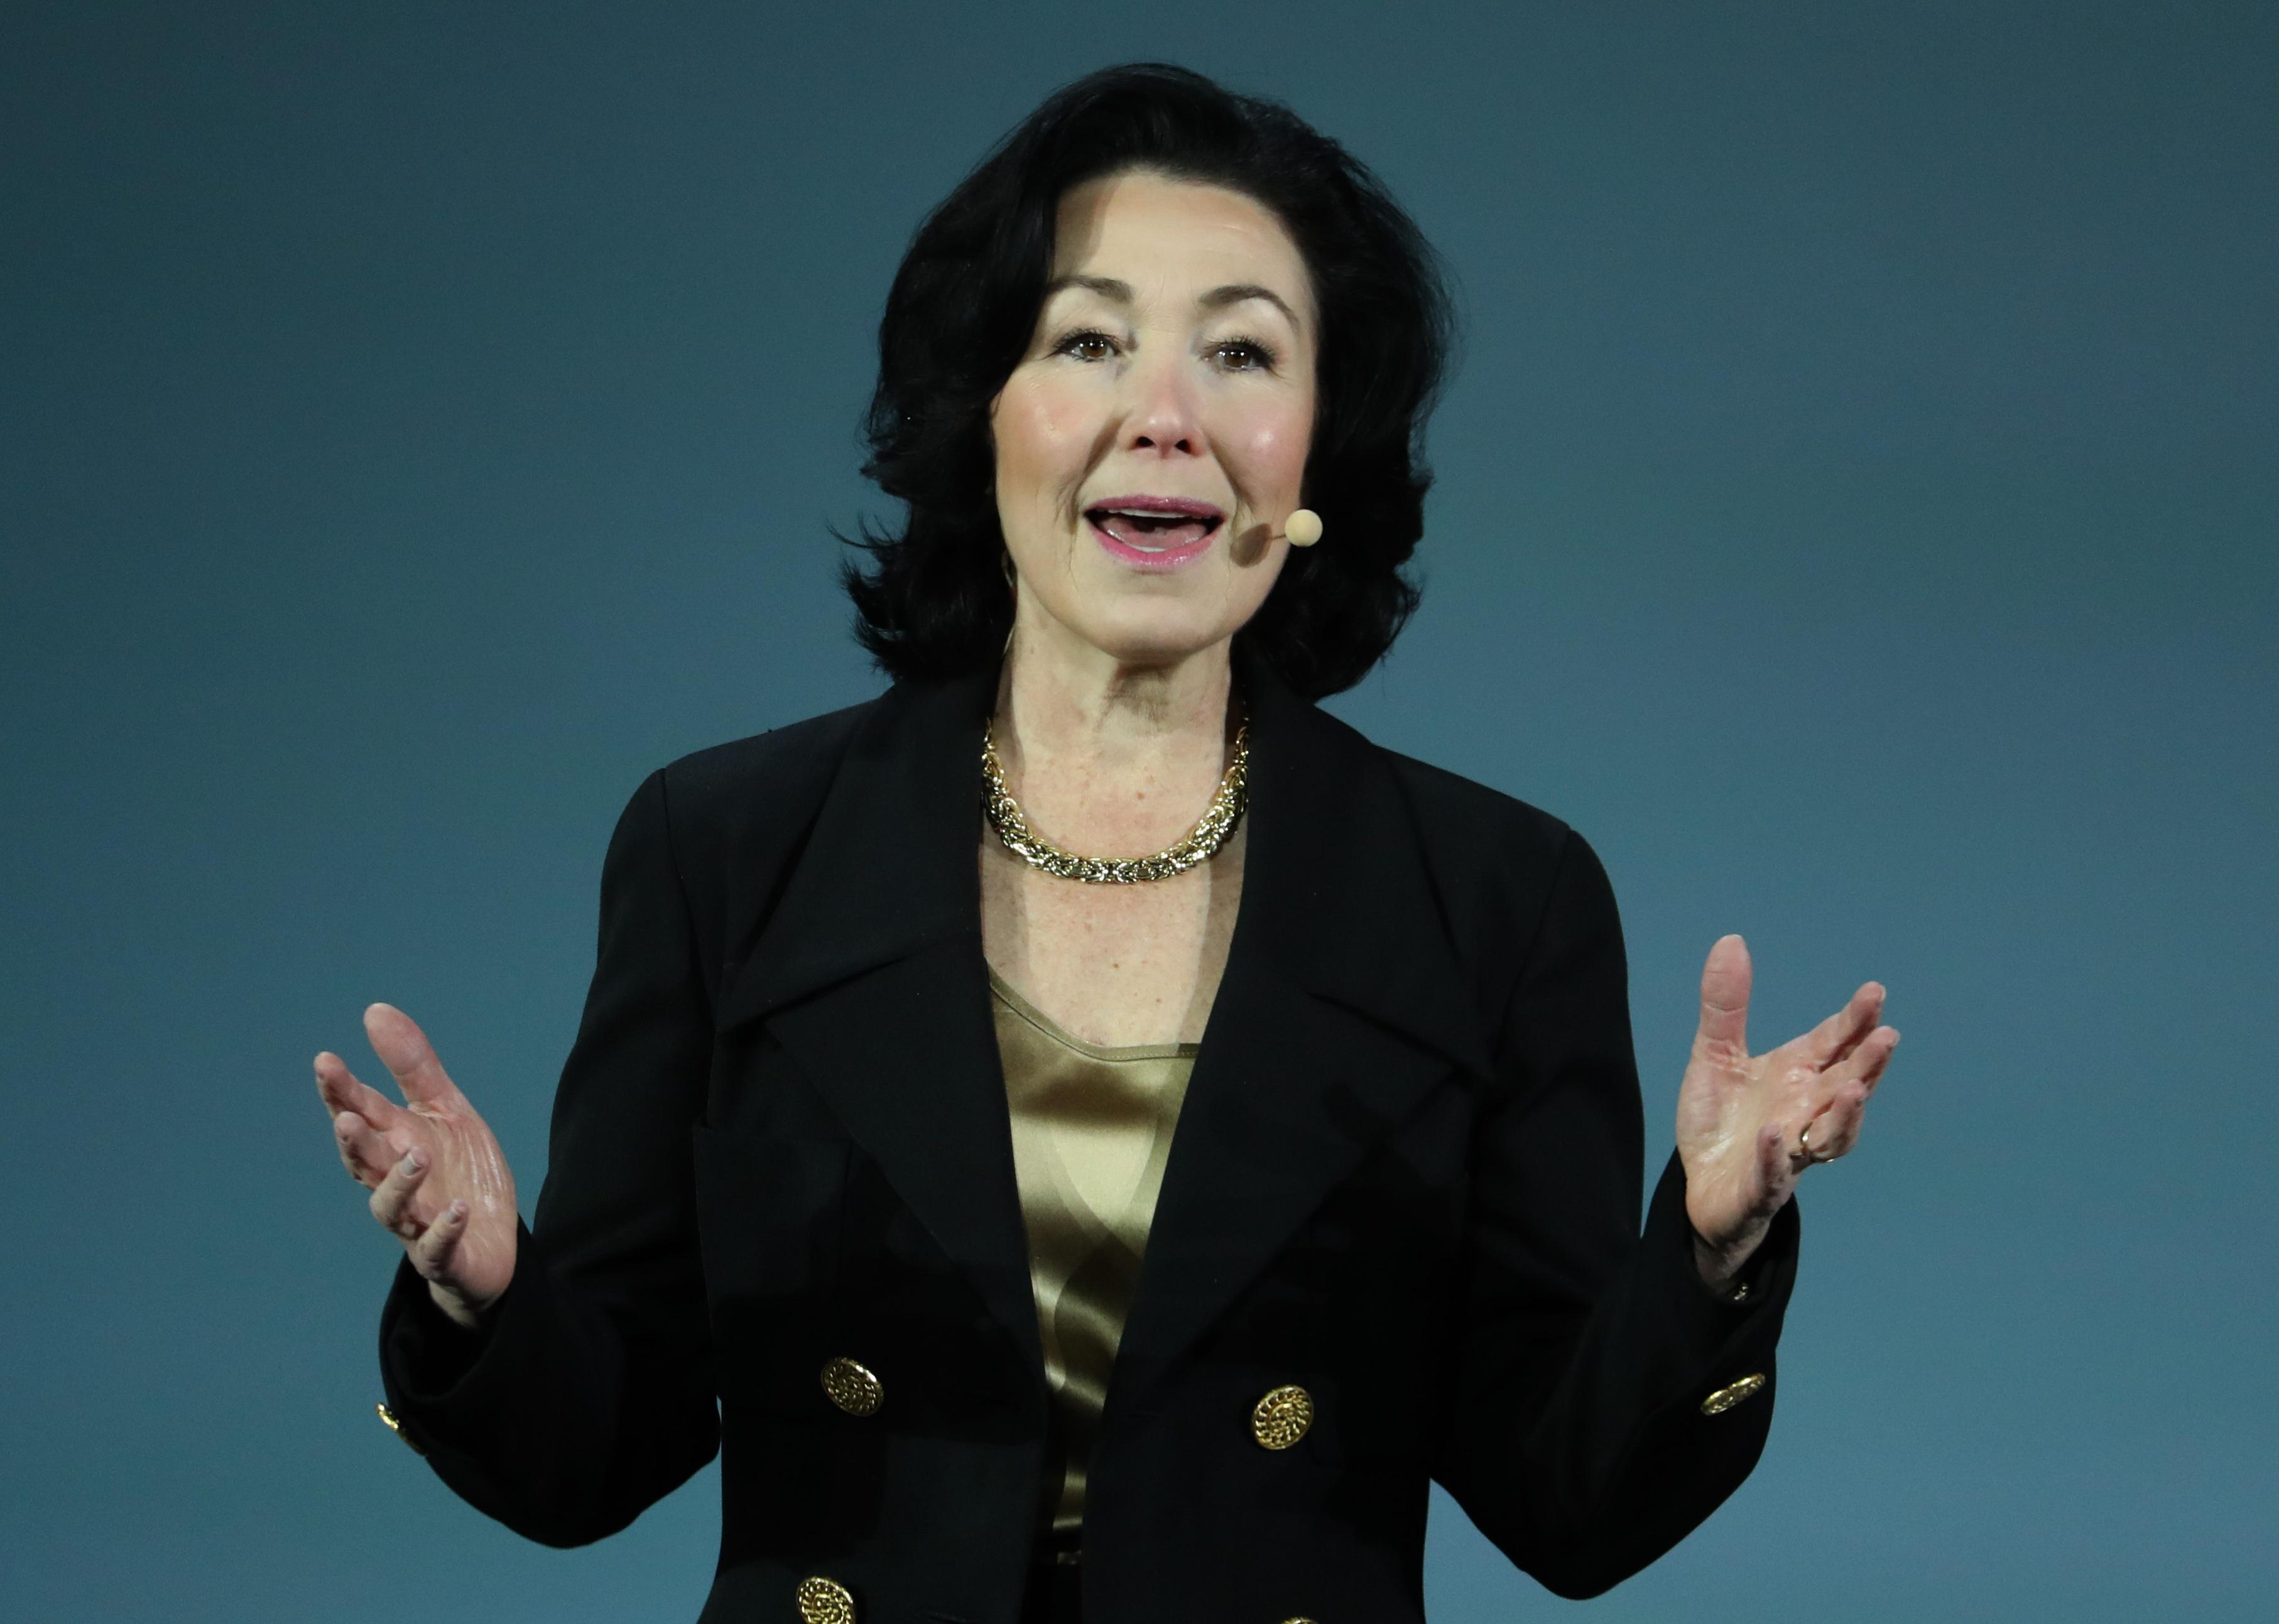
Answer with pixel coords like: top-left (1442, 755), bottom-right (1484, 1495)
top-left (987, 964), bottom-right (1198, 1539)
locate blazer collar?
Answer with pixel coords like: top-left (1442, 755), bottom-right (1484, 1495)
top-left (721, 639), bottom-right (1486, 1075)
top-left (718, 662), bottom-right (994, 1025)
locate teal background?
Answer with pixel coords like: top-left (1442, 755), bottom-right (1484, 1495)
top-left (4, 3), bottom-right (2272, 1618)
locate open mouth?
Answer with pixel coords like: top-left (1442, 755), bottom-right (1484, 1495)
top-left (1084, 498), bottom-right (1226, 557)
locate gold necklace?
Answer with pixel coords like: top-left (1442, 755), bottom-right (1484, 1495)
top-left (981, 710), bottom-right (1249, 884)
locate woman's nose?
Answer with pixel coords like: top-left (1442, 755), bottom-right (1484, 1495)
top-left (1119, 352), bottom-right (1204, 458)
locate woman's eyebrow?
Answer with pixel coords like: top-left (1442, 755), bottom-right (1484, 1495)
top-left (1198, 283), bottom-right (1300, 329)
top-left (1042, 274), bottom-right (1135, 304)
top-left (1043, 274), bottom-right (1301, 330)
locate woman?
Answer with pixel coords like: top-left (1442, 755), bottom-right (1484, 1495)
top-left (315, 64), bottom-right (1898, 1624)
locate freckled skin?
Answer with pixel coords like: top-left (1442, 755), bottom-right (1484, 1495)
top-left (979, 170), bottom-right (1318, 1049)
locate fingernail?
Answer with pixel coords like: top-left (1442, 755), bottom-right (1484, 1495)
top-left (449, 1200), bottom-right (467, 1221)
top-left (401, 1149), bottom-right (423, 1172)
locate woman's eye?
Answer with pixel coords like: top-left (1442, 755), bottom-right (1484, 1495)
top-left (1213, 339), bottom-right (1276, 372)
top-left (1057, 330), bottom-right (1116, 362)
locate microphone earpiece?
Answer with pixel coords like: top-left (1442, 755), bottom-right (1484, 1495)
top-left (1282, 509), bottom-right (1323, 548)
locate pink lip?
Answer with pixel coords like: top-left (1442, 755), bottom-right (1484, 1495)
top-left (1088, 494), bottom-right (1226, 521)
top-left (1084, 494), bottom-right (1226, 572)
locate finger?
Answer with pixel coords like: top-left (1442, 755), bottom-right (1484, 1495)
top-left (332, 1110), bottom-right (400, 1187)
top-left (1802, 1028), bottom-right (1897, 1157)
top-left (1694, 935), bottom-right (1752, 1063)
top-left (1797, 982), bottom-right (1885, 1068)
top-left (408, 1199), bottom-right (469, 1280)
top-left (363, 1004), bottom-right (457, 1107)
top-left (1810, 1080), bottom-right (1873, 1161)
top-left (1825, 1025), bottom-right (1901, 1101)
top-left (368, 1146), bottom-right (432, 1240)
top-left (1756, 1119), bottom-right (1795, 1212)
top-left (313, 1052), bottom-right (404, 1132)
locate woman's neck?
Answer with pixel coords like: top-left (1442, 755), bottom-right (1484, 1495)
top-left (991, 611), bottom-right (1240, 856)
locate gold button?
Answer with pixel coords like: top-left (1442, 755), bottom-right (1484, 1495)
top-left (374, 1402), bottom-right (425, 1455)
top-left (1250, 1383), bottom-right (1314, 1449)
top-left (796, 1574), bottom-right (856, 1624)
top-left (820, 1356), bottom-right (884, 1417)
top-left (1700, 1372), bottom-right (1767, 1416)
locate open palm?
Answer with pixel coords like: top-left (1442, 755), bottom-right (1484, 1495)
top-left (314, 1003), bottom-right (518, 1328)
top-left (1677, 935), bottom-right (1899, 1276)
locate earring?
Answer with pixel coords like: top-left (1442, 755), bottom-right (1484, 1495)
top-left (1282, 509), bottom-right (1323, 548)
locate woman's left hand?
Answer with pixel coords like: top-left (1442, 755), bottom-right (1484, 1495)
top-left (1676, 934), bottom-right (1899, 1286)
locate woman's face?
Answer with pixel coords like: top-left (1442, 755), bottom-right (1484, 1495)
top-left (990, 168), bottom-right (1319, 669)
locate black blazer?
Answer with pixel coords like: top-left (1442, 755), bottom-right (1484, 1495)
top-left (377, 641), bottom-right (1801, 1623)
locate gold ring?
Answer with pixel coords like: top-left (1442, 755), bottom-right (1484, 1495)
top-left (1797, 1120), bottom-right (1837, 1165)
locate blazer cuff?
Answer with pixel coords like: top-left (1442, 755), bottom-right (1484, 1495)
top-left (1640, 1148), bottom-right (1799, 1401)
top-left (378, 1217), bottom-right (553, 1459)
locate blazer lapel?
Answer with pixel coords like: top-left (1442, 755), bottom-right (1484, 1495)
top-left (712, 668), bottom-right (1047, 1387)
top-left (1112, 641), bottom-right (1493, 1402)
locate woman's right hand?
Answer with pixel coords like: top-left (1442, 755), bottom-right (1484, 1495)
top-left (315, 1003), bottom-right (519, 1331)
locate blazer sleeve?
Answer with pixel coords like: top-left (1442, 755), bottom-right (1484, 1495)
top-left (1428, 828), bottom-right (1800, 1599)
top-left (375, 768), bottom-right (721, 1546)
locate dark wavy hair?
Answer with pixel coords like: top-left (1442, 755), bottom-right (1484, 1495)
top-left (839, 63), bottom-right (1455, 700)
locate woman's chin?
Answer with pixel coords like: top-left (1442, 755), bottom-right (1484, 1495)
top-left (1059, 604), bottom-right (1246, 671)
